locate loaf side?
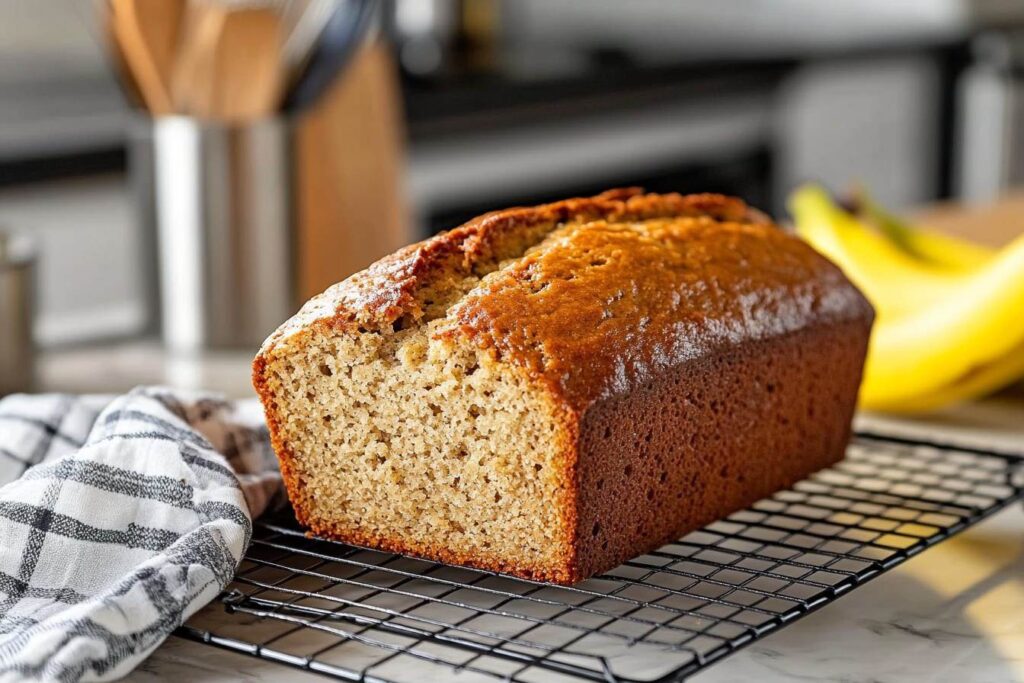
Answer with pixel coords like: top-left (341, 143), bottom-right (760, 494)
top-left (570, 319), bottom-right (869, 581)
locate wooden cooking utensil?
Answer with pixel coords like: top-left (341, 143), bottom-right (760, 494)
top-left (171, 1), bottom-right (227, 118)
top-left (212, 6), bottom-right (286, 121)
top-left (110, 0), bottom-right (184, 115)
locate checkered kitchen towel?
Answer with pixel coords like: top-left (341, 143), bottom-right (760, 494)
top-left (0, 387), bottom-right (282, 682)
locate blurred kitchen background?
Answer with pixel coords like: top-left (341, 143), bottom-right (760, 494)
top-left (2, 0), bottom-right (1024, 397)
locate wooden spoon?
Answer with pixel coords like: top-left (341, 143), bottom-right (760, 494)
top-left (110, 0), bottom-right (184, 115)
top-left (171, 1), bottom-right (228, 118)
top-left (212, 6), bottom-right (286, 121)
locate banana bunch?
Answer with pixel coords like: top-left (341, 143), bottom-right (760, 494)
top-left (789, 185), bottom-right (1024, 413)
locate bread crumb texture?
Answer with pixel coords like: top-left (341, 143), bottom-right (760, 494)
top-left (261, 319), bottom-right (574, 578)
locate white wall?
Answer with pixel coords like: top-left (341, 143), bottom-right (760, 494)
top-left (0, 0), bottom-right (127, 160)
top-left (774, 56), bottom-right (943, 213)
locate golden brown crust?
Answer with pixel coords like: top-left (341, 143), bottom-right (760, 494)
top-left (252, 352), bottom-right (303, 533)
top-left (257, 188), bottom-right (768, 354)
top-left (442, 215), bottom-right (872, 412)
top-left (253, 189), bottom-right (874, 585)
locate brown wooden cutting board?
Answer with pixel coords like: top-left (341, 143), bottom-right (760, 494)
top-left (294, 42), bottom-right (410, 302)
top-left (912, 192), bottom-right (1024, 247)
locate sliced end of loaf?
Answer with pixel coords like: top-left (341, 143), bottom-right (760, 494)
top-left (256, 322), bottom-right (577, 580)
top-left (254, 219), bottom-right (585, 581)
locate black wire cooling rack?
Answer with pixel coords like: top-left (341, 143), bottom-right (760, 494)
top-left (178, 432), bottom-right (1024, 682)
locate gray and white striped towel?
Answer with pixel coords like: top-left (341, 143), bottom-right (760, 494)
top-left (0, 387), bottom-right (281, 682)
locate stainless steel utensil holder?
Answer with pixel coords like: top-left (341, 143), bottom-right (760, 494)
top-left (153, 116), bottom-right (294, 353)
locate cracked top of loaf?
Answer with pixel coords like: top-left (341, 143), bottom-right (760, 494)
top-left (259, 188), bottom-right (874, 411)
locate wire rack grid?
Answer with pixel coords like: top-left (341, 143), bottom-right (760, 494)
top-left (178, 432), bottom-right (1024, 682)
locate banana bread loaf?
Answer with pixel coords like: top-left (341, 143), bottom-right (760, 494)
top-left (253, 189), bottom-right (874, 584)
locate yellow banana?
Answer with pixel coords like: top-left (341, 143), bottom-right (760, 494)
top-left (859, 230), bottom-right (1024, 407)
top-left (853, 188), bottom-right (995, 271)
top-left (789, 187), bottom-right (961, 320)
top-left (866, 339), bottom-right (1024, 413)
top-left (789, 184), bottom-right (1024, 413)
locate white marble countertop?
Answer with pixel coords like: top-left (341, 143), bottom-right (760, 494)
top-left (37, 343), bottom-right (1024, 683)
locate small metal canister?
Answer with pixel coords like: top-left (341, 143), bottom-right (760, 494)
top-left (0, 233), bottom-right (36, 395)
